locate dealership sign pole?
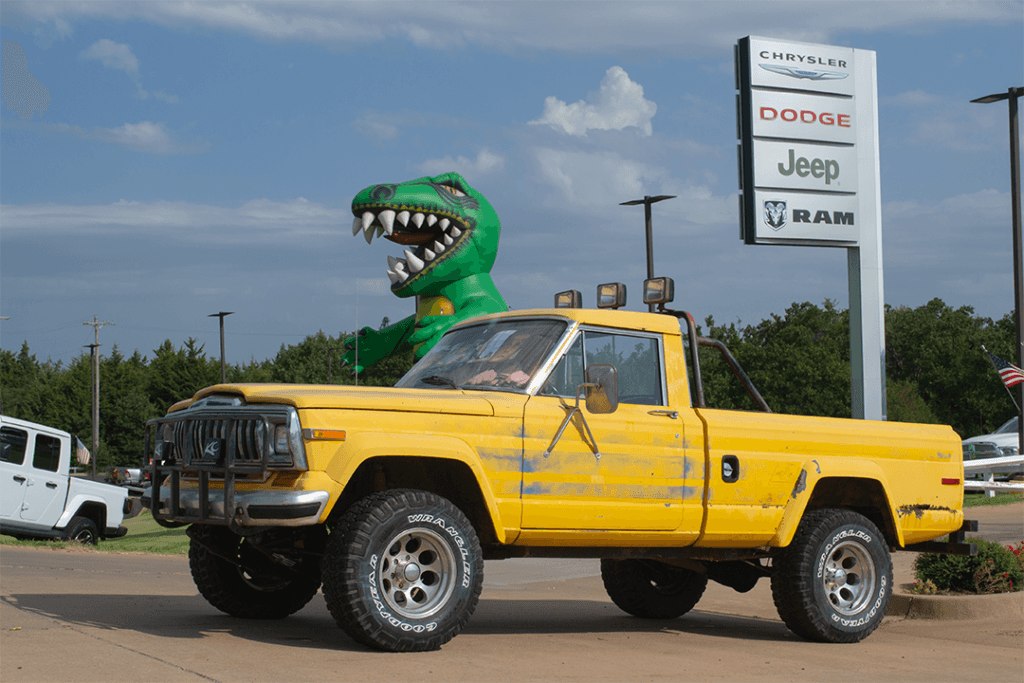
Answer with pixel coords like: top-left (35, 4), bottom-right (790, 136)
top-left (736, 36), bottom-right (886, 420)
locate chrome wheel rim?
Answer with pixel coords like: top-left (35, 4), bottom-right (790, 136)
top-left (377, 527), bottom-right (456, 619)
top-left (822, 540), bottom-right (876, 616)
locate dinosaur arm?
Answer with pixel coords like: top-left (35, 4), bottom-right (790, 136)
top-left (341, 314), bottom-right (416, 373)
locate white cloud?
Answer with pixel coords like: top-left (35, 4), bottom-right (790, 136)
top-left (8, 2), bottom-right (1018, 57)
top-left (533, 148), bottom-right (667, 205)
top-left (80, 38), bottom-right (139, 74)
top-left (26, 120), bottom-right (205, 154)
top-left (1, 197), bottom-right (348, 242)
top-left (418, 147), bottom-right (505, 178)
top-left (530, 67), bottom-right (656, 137)
top-left (79, 38), bottom-right (178, 103)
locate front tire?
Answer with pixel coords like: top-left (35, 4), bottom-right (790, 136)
top-left (188, 525), bottom-right (323, 619)
top-left (601, 559), bottom-right (708, 619)
top-left (322, 489), bottom-right (483, 652)
top-left (771, 509), bottom-right (892, 643)
top-left (63, 516), bottom-right (99, 545)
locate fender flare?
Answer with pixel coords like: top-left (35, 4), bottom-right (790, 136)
top-left (324, 432), bottom-right (508, 544)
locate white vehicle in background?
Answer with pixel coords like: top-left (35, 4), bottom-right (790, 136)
top-left (0, 415), bottom-right (139, 544)
top-left (961, 416), bottom-right (1024, 479)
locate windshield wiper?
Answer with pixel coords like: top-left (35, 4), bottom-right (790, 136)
top-left (420, 375), bottom-right (460, 390)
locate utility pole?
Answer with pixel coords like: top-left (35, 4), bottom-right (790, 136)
top-left (620, 195), bottom-right (676, 311)
top-left (83, 316), bottom-right (114, 478)
top-left (208, 312), bottom-right (234, 383)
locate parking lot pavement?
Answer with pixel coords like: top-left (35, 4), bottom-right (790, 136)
top-left (1, 503), bottom-right (1020, 683)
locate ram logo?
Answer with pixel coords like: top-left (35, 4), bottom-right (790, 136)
top-left (764, 200), bottom-right (787, 231)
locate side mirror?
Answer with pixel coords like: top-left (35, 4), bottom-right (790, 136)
top-left (585, 364), bottom-right (618, 414)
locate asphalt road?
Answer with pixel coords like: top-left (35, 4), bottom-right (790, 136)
top-left (1, 503), bottom-right (1021, 683)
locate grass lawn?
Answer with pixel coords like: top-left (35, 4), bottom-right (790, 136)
top-left (963, 491), bottom-right (1024, 508)
top-left (0, 509), bottom-right (190, 555)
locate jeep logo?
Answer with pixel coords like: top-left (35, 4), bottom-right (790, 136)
top-left (777, 149), bottom-right (840, 185)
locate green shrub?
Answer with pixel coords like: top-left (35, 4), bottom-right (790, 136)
top-left (914, 538), bottom-right (1023, 593)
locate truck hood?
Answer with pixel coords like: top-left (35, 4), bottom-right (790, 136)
top-left (178, 383), bottom-right (495, 417)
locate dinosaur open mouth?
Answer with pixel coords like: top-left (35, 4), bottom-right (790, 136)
top-left (351, 208), bottom-right (467, 286)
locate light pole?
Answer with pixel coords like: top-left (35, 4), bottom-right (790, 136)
top-left (620, 195), bottom-right (676, 311)
top-left (208, 312), bottom-right (234, 383)
top-left (972, 87), bottom-right (1023, 454)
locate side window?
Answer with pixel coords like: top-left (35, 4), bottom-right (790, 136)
top-left (540, 331), bottom-right (663, 405)
top-left (584, 332), bottom-right (663, 406)
top-left (33, 434), bottom-right (62, 472)
top-left (540, 335), bottom-right (584, 397)
top-left (1, 427), bottom-right (28, 465)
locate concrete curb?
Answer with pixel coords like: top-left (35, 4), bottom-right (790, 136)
top-left (887, 583), bottom-right (1024, 620)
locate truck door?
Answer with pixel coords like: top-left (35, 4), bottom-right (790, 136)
top-left (521, 328), bottom-right (686, 530)
top-left (0, 424), bottom-right (30, 520)
top-left (19, 431), bottom-right (69, 525)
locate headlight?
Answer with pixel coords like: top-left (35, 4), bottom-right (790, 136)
top-left (274, 425), bottom-right (291, 455)
top-left (999, 446), bottom-right (1019, 456)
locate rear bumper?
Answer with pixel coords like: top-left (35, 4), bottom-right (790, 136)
top-left (147, 486), bottom-right (330, 527)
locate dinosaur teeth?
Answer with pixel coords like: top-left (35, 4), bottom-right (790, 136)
top-left (397, 211), bottom-right (410, 227)
top-left (439, 218), bottom-right (450, 230)
top-left (412, 212), bottom-right (425, 228)
top-left (364, 224), bottom-right (375, 244)
top-left (352, 216), bottom-right (362, 236)
top-left (361, 211), bottom-right (375, 231)
top-left (378, 210), bottom-right (395, 235)
top-left (443, 233), bottom-right (454, 246)
top-left (387, 255), bottom-right (400, 270)
top-left (404, 249), bottom-right (425, 273)
top-left (424, 248), bottom-right (436, 260)
top-left (386, 269), bottom-right (400, 284)
top-left (433, 240), bottom-right (445, 254)
top-left (449, 226), bottom-right (462, 238)
top-left (426, 214), bottom-right (438, 227)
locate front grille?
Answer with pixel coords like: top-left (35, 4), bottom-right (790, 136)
top-left (171, 417), bottom-right (270, 467)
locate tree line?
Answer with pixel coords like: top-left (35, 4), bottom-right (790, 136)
top-left (0, 331), bottom-right (413, 469)
top-left (0, 298), bottom-right (1018, 469)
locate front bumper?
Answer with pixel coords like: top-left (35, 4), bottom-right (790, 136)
top-left (146, 485), bottom-right (330, 527)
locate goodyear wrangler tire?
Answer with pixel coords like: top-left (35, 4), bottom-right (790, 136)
top-left (601, 559), bottom-right (708, 619)
top-left (771, 509), bottom-right (892, 643)
top-left (188, 525), bottom-right (322, 619)
top-left (321, 489), bottom-right (483, 652)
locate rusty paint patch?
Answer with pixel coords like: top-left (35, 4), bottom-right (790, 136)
top-left (791, 469), bottom-right (807, 499)
top-left (897, 504), bottom-right (957, 519)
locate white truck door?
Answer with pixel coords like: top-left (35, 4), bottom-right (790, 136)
top-left (0, 423), bottom-right (31, 520)
top-left (19, 431), bottom-right (70, 525)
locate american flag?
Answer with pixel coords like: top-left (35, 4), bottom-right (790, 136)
top-left (984, 348), bottom-right (1024, 389)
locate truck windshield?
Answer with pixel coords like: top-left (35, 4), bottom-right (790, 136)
top-left (397, 319), bottom-right (569, 393)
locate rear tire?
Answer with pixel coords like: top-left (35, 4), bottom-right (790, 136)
top-left (189, 525), bottom-right (323, 619)
top-left (771, 509), bottom-right (892, 643)
top-left (63, 516), bottom-right (99, 545)
top-left (601, 558), bottom-right (708, 619)
top-left (321, 489), bottom-right (483, 652)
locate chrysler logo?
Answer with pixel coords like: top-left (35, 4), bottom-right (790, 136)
top-left (759, 64), bottom-right (848, 81)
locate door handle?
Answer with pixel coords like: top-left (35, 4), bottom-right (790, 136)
top-left (46, 481), bottom-right (59, 489)
top-left (648, 410), bottom-right (678, 419)
top-left (13, 475), bottom-right (26, 483)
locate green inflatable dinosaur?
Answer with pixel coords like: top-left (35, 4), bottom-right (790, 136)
top-left (342, 172), bottom-right (508, 373)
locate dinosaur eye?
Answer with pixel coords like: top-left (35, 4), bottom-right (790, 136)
top-left (442, 185), bottom-right (466, 198)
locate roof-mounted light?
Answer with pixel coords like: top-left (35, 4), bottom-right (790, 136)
top-left (554, 290), bottom-right (583, 308)
top-left (643, 277), bottom-right (675, 307)
top-left (597, 283), bottom-right (627, 309)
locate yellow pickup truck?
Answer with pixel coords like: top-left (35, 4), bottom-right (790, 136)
top-left (145, 304), bottom-right (968, 652)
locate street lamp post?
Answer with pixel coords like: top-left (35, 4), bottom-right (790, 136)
top-left (620, 195), bottom-right (676, 311)
top-left (208, 312), bottom-right (234, 383)
top-left (972, 87), bottom-right (1024, 454)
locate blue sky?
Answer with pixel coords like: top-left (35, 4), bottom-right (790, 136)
top-left (1, 1), bottom-right (1022, 368)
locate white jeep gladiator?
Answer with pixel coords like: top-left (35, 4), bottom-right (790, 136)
top-left (1, 415), bottom-right (138, 544)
